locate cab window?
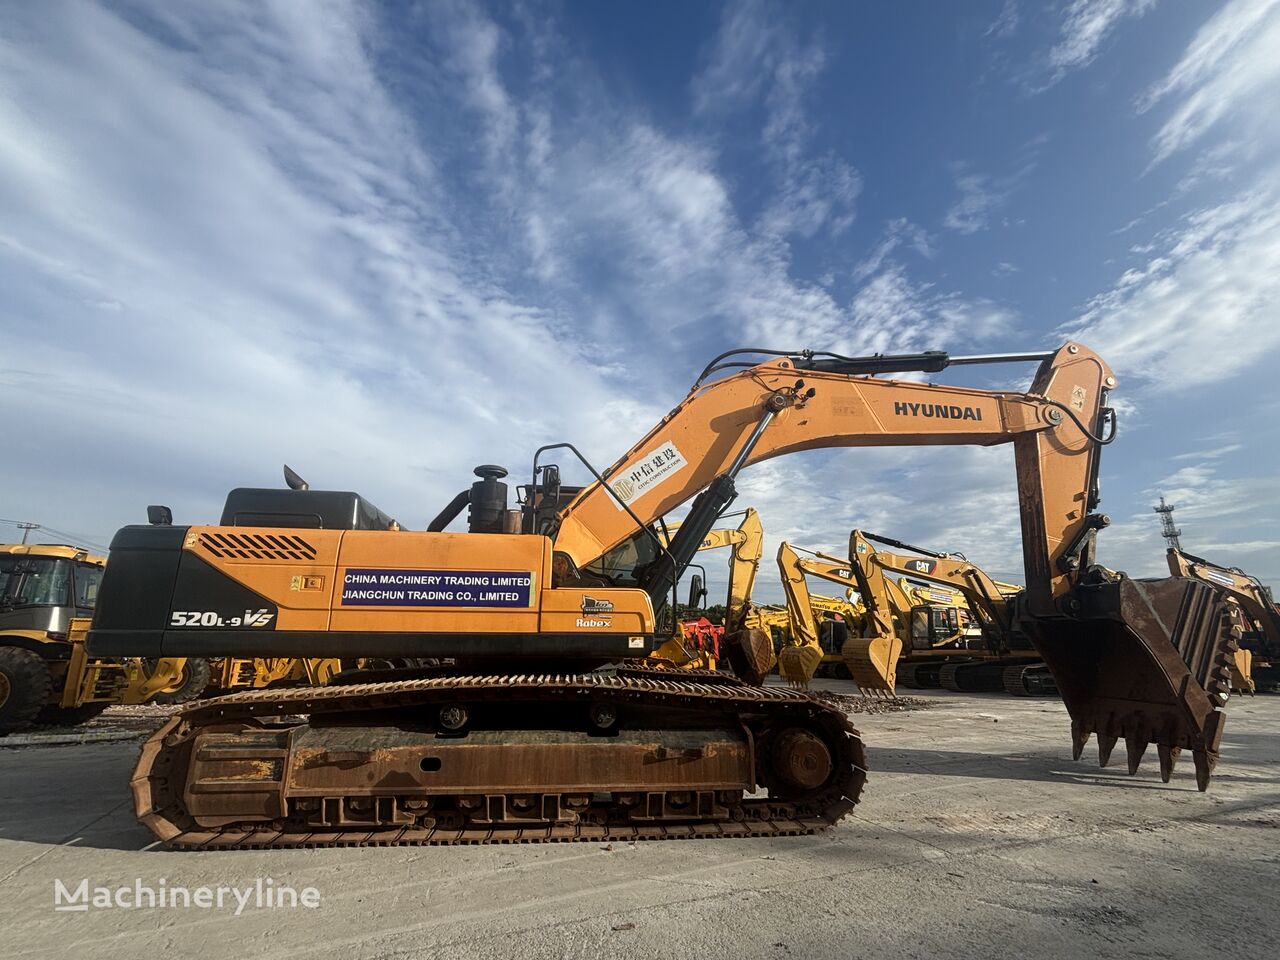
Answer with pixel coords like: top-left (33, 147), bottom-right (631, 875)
top-left (0, 556), bottom-right (72, 607)
top-left (74, 562), bottom-right (105, 609)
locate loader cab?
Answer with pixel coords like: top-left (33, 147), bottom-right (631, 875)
top-left (908, 604), bottom-right (961, 650)
top-left (0, 546), bottom-right (105, 646)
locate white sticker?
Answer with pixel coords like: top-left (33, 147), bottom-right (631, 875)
top-left (628, 637), bottom-right (645, 649)
top-left (609, 441), bottom-right (688, 509)
top-left (1202, 570), bottom-right (1235, 587)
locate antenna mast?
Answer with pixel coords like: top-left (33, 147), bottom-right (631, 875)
top-left (1153, 495), bottom-right (1182, 551)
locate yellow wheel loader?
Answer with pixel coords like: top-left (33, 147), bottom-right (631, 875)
top-left (0, 544), bottom-right (187, 732)
top-left (87, 342), bottom-right (1239, 849)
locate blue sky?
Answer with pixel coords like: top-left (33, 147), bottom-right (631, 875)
top-left (1, 0), bottom-right (1277, 603)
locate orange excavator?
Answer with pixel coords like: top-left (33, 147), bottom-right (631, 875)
top-left (1167, 548), bottom-right (1279, 693)
top-left (89, 341), bottom-right (1238, 848)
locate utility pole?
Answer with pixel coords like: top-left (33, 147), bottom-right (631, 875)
top-left (17, 521), bottom-right (39, 544)
top-left (1153, 496), bottom-right (1182, 551)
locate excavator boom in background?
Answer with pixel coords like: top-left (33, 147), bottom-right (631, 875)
top-left (653, 508), bottom-right (763, 668)
top-left (88, 341), bottom-right (1239, 848)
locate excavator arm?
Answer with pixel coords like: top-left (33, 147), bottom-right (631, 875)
top-left (549, 342), bottom-right (1237, 788)
top-left (661, 508), bottom-right (764, 614)
top-left (552, 344), bottom-right (1107, 611)
top-left (651, 508), bottom-right (764, 668)
top-left (1167, 549), bottom-right (1280, 640)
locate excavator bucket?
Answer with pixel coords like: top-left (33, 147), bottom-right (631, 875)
top-left (841, 634), bottom-right (903, 696)
top-left (778, 644), bottom-right (824, 688)
top-left (721, 623), bottom-right (776, 687)
top-left (1018, 577), bottom-right (1237, 790)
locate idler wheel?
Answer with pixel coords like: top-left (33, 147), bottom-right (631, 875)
top-left (773, 728), bottom-right (833, 791)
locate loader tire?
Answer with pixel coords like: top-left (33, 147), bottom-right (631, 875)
top-left (36, 702), bottom-right (111, 727)
top-left (149, 658), bottom-right (212, 705)
top-left (0, 646), bottom-right (54, 734)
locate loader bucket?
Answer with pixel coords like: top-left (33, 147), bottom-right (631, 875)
top-left (1018, 577), bottom-right (1237, 790)
top-left (841, 634), bottom-right (903, 696)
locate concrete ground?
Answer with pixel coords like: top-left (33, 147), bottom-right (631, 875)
top-left (1, 685), bottom-right (1277, 960)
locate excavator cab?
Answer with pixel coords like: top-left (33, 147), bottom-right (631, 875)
top-left (907, 604), bottom-right (960, 650)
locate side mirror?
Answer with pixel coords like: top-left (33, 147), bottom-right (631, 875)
top-left (687, 573), bottom-right (707, 610)
top-left (147, 505), bottom-right (173, 526)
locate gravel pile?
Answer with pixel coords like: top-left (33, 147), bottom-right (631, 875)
top-left (807, 689), bottom-right (931, 715)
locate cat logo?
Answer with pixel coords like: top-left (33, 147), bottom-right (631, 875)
top-left (907, 559), bottom-right (936, 575)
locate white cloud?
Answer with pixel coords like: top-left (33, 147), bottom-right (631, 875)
top-left (1139, 0), bottom-right (1280, 165)
top-left (852, 219), bottom-right (933, 283)
top-left (1065, 188), bottom-right (1280, 386)
top-left (694, 0), bottom-right (860, 241)
top-left (985, 0), bottom-right (1020, 39)
top-left (1047, 0), bottom-right (1158, 77)
top-left (0, 0), bottom-right (641, 544)
top-left (943, 171), bottom-right (1011, 235)
top-left (1170, 442), bottom-right (1243, 461)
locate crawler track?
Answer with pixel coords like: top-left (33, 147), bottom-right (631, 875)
top-left (133, 673), bottom-right (867, 849)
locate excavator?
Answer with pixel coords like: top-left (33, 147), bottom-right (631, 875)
top-left (1167, 548), bottom-right (1279, 693)
top-left (844, 531), bottom-right (1054, 696)
top-left (87, 341), bottom-right (1239, 848)
top-left (775, 543), bottom-right (868, 687)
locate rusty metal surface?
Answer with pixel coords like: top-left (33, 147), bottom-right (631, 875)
top-left (132, 672), bottom-right (867, 849)
top-left (719, 625), bottom-right (774, 686)
top-left (1019, 576), bottom-right (1237, 790)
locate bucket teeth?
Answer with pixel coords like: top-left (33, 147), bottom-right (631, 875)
top-left (1124, 735), bottom-right (1147, 776)
top-left (1192, 748), bottom-right (1216, 792)
top-left (1070, 720), bottom-right (1090, 762)
top-left (1097, 734), bottom-right (1117, 768)
top-left (1157, 743), bottom-right (1181, 783)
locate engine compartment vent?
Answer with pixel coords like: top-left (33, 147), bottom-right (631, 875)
top-left (198, 532), bottom-right (317, 561)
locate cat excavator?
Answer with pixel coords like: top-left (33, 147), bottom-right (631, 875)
top-left (844, 531), bottom-right (1053, 696)
top-left (1167, 548), bottom-right (1279, 692)
top-left (774, 543), bottom-right (868, 687)
top-left (88, 341), bottom-right (1239, 848)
